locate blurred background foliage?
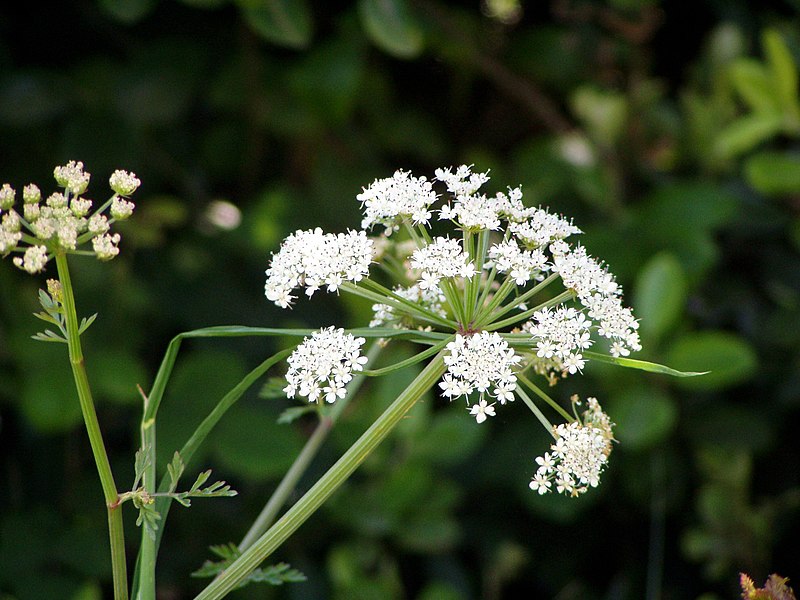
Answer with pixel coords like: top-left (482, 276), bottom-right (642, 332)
top-left (1, 0), bottom-right (799, 598)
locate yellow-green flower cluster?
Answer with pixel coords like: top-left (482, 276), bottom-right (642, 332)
top-left (0, 161), bottom-right (140, 274)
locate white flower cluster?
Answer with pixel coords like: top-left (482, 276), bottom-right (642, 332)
top-left (529, 397), bottom-right (614, 496)
top-left (440, 332), bottom-right (521, 423)
top-left (283, 327), bottom-right (368, 403)
top-left (487, 239), bottom-right (549, 286)
top-left (369, 283), bottom-right (447, 329)
top-left (508, 208), bottom-right (581, 248)
top-left (409, 237), bottom-right (476, 290)
top-left (0, 162), bottom-right (138, 274)
top-left (524, 306), bottom-right (593, 375)
top-left (265, 228), bottom-right (373, 308)
top-left (550, 242), bottom-right (641, 357)
top-left (357, 170), bottom-right (438, 233)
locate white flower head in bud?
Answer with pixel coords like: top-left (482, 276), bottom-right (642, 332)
top-left (357, 170), bottom-right (438, 233)
top-left (13, 245), bottom-right (48, 274)
top-left (440, 331), bottom-right (521, 422)
top-left (53, 161), bottom-right (91, 195)
top-left (0, 227), bottom-right (22, 254)
top-left (265, 228), bottom-right (373, 308)
top-left (23, 184), bottom-right (41, 204)
top-left (529, 397), bottom-right (614, 497)
top-left (88, 214), bottom-right (110, 235)
top-left (110, 196), bottom-right (135, 220)
top-left (109, 170), bottom-right (141, 196)
top-left (46, 192), bottom-right (68, 209)
top-left (284, 327), bottom-right (368, 403)
top-left (70, 197), bottom-right (93, 218)
top-left (92, 233), bottom-right (121, 261)
top-left (0, 184), bottom-right (15, 210)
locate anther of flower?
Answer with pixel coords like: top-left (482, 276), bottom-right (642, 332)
top-left (0, 161), bottom-right (139, 273)
top-left (265, 164), bottom-right (643, 496)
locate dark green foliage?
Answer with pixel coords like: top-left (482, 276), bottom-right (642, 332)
top-left (0, 1), bottom-right (798, 598)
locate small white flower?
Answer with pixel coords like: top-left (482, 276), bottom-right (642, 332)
top-left (529, 472), bottom-right (552, 494)
top-left (469, 398), bottom-right (496, 423)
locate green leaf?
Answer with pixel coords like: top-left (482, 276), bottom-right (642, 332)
top-left (744, 151), bottom-right (800, 196)
top-left (729, 58), bottom-right (780, 114)
top-left (763, 29), bottom-right (800, 119)
top-left (714, 111), bottom-right (783, 159)
top-left (665, 331), bottom-right (757, 390)
top-left (633, 252), bottom-right (687, 344)
top-left (358, 0), bottom-right (424, 59)
top-left (239, 0), bottom-right (313, 49)
top-left (584, 351), bottom-right (707, 377)
top-left (607, 386), bottom-right (678, 450)
top-left (192, 544), bottom-right (306, 587)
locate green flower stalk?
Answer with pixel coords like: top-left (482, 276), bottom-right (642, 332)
top-left (0, 161), bottom-right (140, 599)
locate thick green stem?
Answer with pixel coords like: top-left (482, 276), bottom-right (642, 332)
top-left (194, 352), bottom-right (447, 599)
top-left (239, 340), bottom-right (384, 549)
top-left (56, 253), bottom-right (128, 600)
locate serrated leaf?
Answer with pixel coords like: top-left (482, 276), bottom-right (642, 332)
top-left (239, 0), bottom-right (313, 49)
top-left (192, 544), bottom-right (306, 588)
top-left (78, 313), bottom-right (98, 335)
top-left (358, 0), bottom-right (424, 59)
top-left (133, 447), bottom-right (152, 490)
top-left (166, 451), bottom-right (185, 492)
top-left (31, 329), bottom-right (67, 343)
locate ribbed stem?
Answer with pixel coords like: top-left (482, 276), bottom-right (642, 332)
top-left (195, 352), bottom-right (446, 599)
top-left (56, 253), bottom-right (128, 600)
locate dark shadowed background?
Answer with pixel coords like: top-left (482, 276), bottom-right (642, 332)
top-left (1, 1), bottom-right (799, 598)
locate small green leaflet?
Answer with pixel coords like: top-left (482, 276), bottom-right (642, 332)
top-left (192, 543), bottom-right (306, 588)
top-left (583, 351), bottom-right (708, 377)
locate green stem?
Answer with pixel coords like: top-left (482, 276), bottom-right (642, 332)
top-left (56, 253), bottom-right (128, 600)
top-left (517, 372), bottom-right (573, 422)
top-left (194, 352), bottom-right (447, 599)
top-left (239, 342), bottom-right (384, 550)
top-left (484, 290), bottom-right (575, 332)
top-left (514, 384), bottom-right (554, 434)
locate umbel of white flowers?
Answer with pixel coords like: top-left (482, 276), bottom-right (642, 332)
top-left (267, 165), bottom-right (640, 497)
top-left (0, 161), bottom-right (139, 273)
